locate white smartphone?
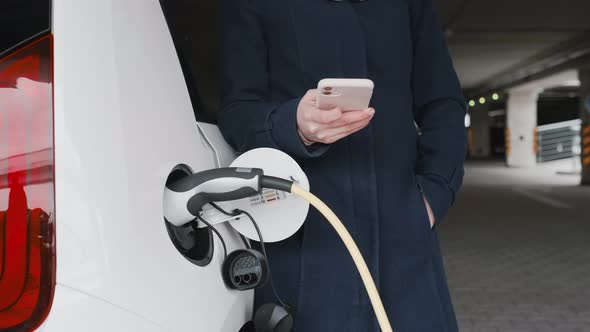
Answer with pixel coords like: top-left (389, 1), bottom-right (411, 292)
top-left (316, 78), bottom-right (374, 111)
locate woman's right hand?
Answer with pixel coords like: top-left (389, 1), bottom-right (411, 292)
top-left (296, 89), bottom-right (375, 145)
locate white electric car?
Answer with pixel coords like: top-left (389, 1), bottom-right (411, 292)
top-left (1, 0), bottom-right (252, 331)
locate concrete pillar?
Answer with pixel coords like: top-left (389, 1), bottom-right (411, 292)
top-left (506, 88), bottom-right (541, 167)
top-left (580, 69), bottom-right (590, 185)
top-left (469, 105), bottom-right (492, 157)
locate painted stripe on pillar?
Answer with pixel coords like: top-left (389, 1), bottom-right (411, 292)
top-left (581, 125), bottom-right (589, 167)
top-left (533, 128), bottom-right (538, 155)
top-left (505, 128), bottom-right (511, 156)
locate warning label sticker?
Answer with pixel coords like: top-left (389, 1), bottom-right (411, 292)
top-left (249, 189), bottom-right (288, 207)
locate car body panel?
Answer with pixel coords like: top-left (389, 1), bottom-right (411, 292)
top-left (51, 0), bottom-right (250, 330)
top-left (40, 285), bottom-right (165, 332)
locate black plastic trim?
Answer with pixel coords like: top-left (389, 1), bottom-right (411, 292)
top-left (0, 0), bottom-right (52, 59)
top-left (158, 0), bottom-right (213, 124)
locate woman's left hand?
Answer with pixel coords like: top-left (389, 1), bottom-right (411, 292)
top-left (422, 195), bottom-right (435, 228)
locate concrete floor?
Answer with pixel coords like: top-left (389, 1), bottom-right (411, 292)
top-left (441, 160), bottom-right (590, 332)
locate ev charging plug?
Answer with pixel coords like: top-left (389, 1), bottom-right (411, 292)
top-left (164, 167), bottom-right (267, 226)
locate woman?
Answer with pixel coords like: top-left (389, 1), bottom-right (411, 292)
top-left (219, 0), bottom-right (467, 331)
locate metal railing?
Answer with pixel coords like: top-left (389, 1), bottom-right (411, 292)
top-left (537, 119), bottom-right (582, 163)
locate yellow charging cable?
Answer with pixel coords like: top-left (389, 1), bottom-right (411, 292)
top-left (291, 184), bottom-right (394, 332)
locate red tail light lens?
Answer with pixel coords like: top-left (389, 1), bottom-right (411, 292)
top-left (0, 35), bottom-right (55, 331)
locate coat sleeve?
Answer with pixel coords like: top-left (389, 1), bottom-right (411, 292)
top-left (218, 0), bottom-right (328, 158)
top-left (409, 0), bottom-right (468, 223)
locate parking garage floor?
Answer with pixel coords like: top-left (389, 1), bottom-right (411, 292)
top-left (441, 160), bottom-right (590, 332)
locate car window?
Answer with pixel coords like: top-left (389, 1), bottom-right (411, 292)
top-left (0, 0), bottom-right (51, 57)
top-left (160, 0), bottom-right (221, 124)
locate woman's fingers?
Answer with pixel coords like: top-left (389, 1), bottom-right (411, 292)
top-left (296, 90), bottom-right (375, 145)
top-left (322, 121), bottom-right (371, 144)
top-left (316, 116), bottom-right (373, 144)
top-left (302, 89), bottom-right (317, 103)
top-left (311, 107), bottom-right (343, 124)
top-left (324, 108), bottom-right (375, 128)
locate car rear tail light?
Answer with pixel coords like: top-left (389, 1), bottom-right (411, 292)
top-left (0, 35), bottom-right (55, 331)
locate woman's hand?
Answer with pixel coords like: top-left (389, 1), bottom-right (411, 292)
top-left (296, 89), bottom-right (375, 145)
top-left (422, 195), bottom-right (436, 228)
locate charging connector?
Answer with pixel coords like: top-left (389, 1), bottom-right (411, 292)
top-left (222, 249), bottom-right (268, 291)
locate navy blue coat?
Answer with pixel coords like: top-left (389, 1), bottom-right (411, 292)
top-left (219, 0), bottom-right (467, 331)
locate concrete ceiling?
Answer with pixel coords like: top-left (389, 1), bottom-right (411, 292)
top-left (433, 0), bottom-right (590, 92)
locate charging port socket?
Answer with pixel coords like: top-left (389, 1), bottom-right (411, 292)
top-left (164, 164), bottom-right (214, 267)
